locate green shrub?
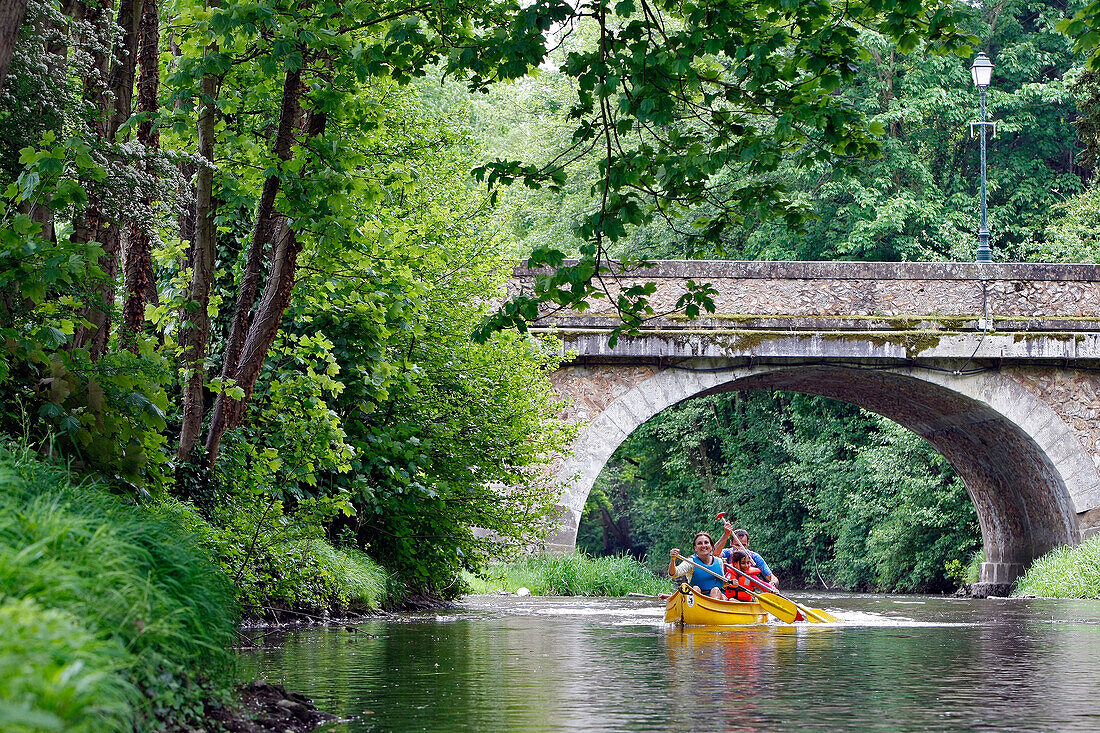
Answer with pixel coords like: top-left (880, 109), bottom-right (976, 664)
top-left (467, 553), bottom-right (667, 597)
top-left (1014, 536), bottom-right (1100, 598)
top-left (0, 598), bottom-right (134, 732)
top-left (166, 491), bottom-right (389, 616)
top-left (945, 549), bottom-right (983, 587)
top-left (0, 445), bottom-right (237, 728)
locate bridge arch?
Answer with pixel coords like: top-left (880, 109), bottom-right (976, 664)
top-left (547, 361), bottom-right (1098, 592)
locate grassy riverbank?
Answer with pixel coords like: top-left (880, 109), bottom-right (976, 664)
top-left (164, 497), bottom-right (389, 622)
top-left (0, 446), bottom-right (236, 730)
top-left (466, 553), bottom-right (669, 597)
top-left (1013, 537), bottom-right (1100, 598)
top-left (0, 445), bottom-right (390, 729)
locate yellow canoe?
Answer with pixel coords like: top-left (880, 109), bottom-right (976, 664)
top-left (663, 588), bottom-right (770, 626)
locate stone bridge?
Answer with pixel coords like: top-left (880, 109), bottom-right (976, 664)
top-left (516, 260), bottom-right (1100, 595)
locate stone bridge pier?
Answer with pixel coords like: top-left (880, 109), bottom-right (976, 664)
top-left (516, 261), bottom-right (1100, 596)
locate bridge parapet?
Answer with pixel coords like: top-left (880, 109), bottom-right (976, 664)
top-left (515, 260), bottom-right (1100, 361)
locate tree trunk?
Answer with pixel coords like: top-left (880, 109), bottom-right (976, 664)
top-left (120, 0), bottom-right (159, 350)
top-left (600, 506), bottom-right (633, 553)
top-left (70, 0), bottom-right (143, 359)
top-left (22, 0), bottom-right (79, 245)
top-left (0, 0), bottom-right (29, 94)
top-left (216, 65), bottom-right (303, 386)
top-left (204, 103), bottom-right (327, 467)
top-left (203, 64), bottom-right (305, 464)
top-left (87, 225), bottom-right (121, 357)
top-left (107, 0), bottom-right (143, 140)
top-left (177, 3), bottom-right (219, 462)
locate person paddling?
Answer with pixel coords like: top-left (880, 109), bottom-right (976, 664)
top-left (669, 531), bottom-right (726, 599)
top-left (716, 521), bottom-right (780, 588)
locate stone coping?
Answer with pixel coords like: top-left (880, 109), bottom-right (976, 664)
top-left (513, 260), bottom-right (1100, 281)
top-left (530, 315), bottom-right (1100, 331)
top-left (537, 330), bottom-right (1100, 360)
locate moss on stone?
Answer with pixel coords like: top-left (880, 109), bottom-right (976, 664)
top-left (818, 330), bottom-right (945, 357)
top-left (1011, 332), bottom-right (1089, 344)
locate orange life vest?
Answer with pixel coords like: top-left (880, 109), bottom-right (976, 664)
top-left (724, 565), bottom-right (761, 602)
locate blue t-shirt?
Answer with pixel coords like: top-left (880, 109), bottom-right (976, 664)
top-left (722, 548), bottom-right (773, 580)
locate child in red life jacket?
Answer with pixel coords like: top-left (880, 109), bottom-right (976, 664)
top-left (724, 550), bottom-right (763, 602)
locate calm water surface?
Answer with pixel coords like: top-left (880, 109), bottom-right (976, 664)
top-left (239, 593), bottom-right (1100, 732)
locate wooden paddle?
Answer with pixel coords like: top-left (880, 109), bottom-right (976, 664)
top-left (672, 552), bottom-right (800, 624)
top-left (718, 522), bottom-right (840, 624)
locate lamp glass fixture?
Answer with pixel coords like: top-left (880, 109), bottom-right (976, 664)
top-left (970, 53), bottom-right (993, 88)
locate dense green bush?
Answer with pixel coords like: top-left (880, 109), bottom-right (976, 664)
top-left (0, 445), bottom-right (237, 728)
top-left (467, 553), bottom-right (668, 597)
top-left (945, 549), bottom-right (984, 588)
top-left (1014, 536), bottom-right (1100, 598)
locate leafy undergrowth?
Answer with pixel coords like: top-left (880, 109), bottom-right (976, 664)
top-left (1014, 536), bottom-right (1100, 598)
top-left (945, 549), bottom-right (983, 589)
top-left (158, 496), bottom-right (389, 621)
top-left (466, 553), bottom-right (668, 597)
top-left (0, 445), bottom-right (236, 730)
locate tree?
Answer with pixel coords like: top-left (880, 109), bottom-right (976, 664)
top-left (0, 0), bottom-right (29, 93)
top-left (466, 0), bottom-right (973, 341)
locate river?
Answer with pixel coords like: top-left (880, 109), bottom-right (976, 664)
top-left (239, 593), bottom-right (1100, 731)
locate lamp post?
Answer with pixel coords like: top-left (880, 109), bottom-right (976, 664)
top-left (970, 52), bottom-right (994, 263)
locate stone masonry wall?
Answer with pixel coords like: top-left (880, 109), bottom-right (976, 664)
top-left (550, 365), bottom-right (657, 424)
top-left (515, 261), bottom-right (1100, 323)
top-left (1010, 368), bottom-right (1100, 540)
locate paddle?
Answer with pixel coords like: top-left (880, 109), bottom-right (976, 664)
top-left (718, 518), bottom-right (840, 624)
top-left (671, 551), bottom-right (800, 624)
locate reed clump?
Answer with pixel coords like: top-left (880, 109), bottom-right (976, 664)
top-left (467, 553), bottom-right (668, 597)
top-left (1014, 536), bottom-right (1100, 598)
top-left (0, 445), bottom-right (237, 729)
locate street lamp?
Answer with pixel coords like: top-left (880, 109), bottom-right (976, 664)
top-left (970, 52), bottom-right (995, 263)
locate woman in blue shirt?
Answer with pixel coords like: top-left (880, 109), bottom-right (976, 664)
top-left (668, 531), bottom-right (726, 598)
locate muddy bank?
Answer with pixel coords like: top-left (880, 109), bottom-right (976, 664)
top-left (169, 682), bottom-right (336, 733)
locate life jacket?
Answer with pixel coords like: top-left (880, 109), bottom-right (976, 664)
top-left (688, 554), bottom-right (725, 594)
top-left (724, 565), bottom-right (761, 602)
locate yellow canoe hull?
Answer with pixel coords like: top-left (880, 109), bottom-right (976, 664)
top-left (663, 589), bottom-right (770, 626)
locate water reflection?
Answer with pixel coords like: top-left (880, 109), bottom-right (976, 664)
top-left (240, 595), bottom-right (1100, 732)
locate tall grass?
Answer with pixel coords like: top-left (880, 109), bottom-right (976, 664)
top-left (0, 445), bottom-right (238, 729)
top-left (1014, 536), bottom-right (1100, 598)
top-left (309, 542), bottom-right (389, 609)
top-left (0, 598), bottom-right (134, 732)
top-left (466, 553), bottom-right (668, 596)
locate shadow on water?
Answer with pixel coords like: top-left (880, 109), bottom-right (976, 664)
top-left (239, 594), bottom-right (1100, 732)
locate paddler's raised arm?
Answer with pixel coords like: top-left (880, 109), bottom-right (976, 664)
top-left (713, 519), bottom-right (734, 553)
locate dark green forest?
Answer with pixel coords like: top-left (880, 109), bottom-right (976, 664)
top-left (5, 0), bottom-right (1100, 725)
